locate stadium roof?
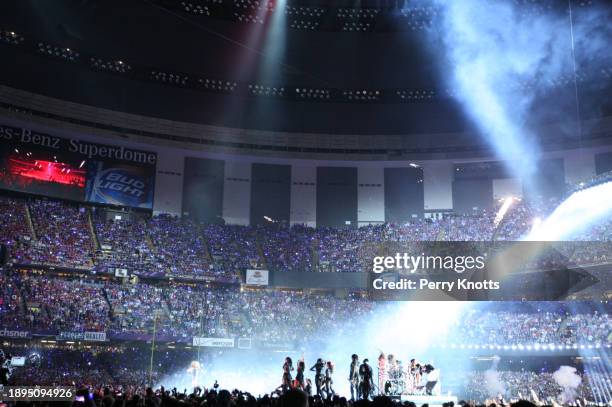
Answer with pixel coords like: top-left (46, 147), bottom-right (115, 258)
top-left (0, 0), bottom-right (610, 144)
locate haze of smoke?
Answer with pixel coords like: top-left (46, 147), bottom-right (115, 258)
top-left (553, 365), bottom-right (582, 404)
top-left (484, 355), bottom-right (506, 398)
top-left (430, 0), bottom-right (611, 194)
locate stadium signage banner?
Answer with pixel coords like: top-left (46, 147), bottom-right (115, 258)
top-left (0, 123), bottom-right (156, 208)
top-left (57, 331), bottom-right (85, 341)
top-left (256, 339), bottom-right (295, 351)
top-left (0, 125), bottom-right (156, 165)
top-left (192, 337), bottom-right (235, 348)
top-left (57, 331), bottom-right (107, 342)
top-left (85, 161), bottom-right (155, 209)
top-left (84, 331), bottom-right (107, 341)
top-left (0, 328), bottom-right (30, 338)
top-left (245, 269), bottom-right (269, 286)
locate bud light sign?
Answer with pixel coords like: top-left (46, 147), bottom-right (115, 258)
top-left (86, 161), bottom-right (154, 208)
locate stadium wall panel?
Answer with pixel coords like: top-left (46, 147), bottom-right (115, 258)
top-left (452, 178), bottom-right (494, 214)
top-left (316, 167), bottom-right (358, 228)
top-left (358, 167), bottom-right (385, 225)
top-left (182, 157), bottom-right (225, 222)
top-left (595, 151), bottom-right (612, 174)
top-left (384, 167), bottom-right (425, 222)
top-left (223, 161), bottom-right (252, 225)
top-left (422, 161), bottom-right (454, 211)
top-left (250, 163), bottom-right (291, 225)
top-left (154, 149), bottom-right (184, 215)
top-left (290, 165), bottom-right (317, 227)
top-left (270, 270), bottom-right (369, 289)
top-left (563, 150), bottom-right (596, 185)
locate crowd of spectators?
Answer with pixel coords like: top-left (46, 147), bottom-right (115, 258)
top-left (93, 214), bottom-right (159, 276)
top-left (462, 370), bottom-right (599, 404)
top-left (204, 224), bottom-right (262, 273)
top-left (0, 271), bottom-right (23, 327)
top-left (1, 273), bottom-right (609, 347)
top-left (148, 215), bottom-right (218, 279)
top-left (0, 196), bottom-right (31, 246)
top-left (20, 275), bottom-right (109, 332)
top-left (3, 344), bottom-right (609, 407)
top-left (451, 309), bottom-right (612, 347)
top-left (258, 224), bottom-right (315, 272)
top-left (105, 282), bottom-right (166, 335)
top-left (0, 192), bottom-right (610, 279)
top-left (11, 199), bottom-right (94, 269)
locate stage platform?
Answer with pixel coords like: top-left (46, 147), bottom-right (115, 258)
top-left (399, 395), bottom-right (458, 407)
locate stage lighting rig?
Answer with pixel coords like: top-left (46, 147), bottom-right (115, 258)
top-left (249, 84), bottom-right (285, 97)
top-left (396, 89), bottom-right (436, 101)
top-left (90, 58), bottom-right (131, 74)
top-left (37, 42), bottom-right (79, 62)
top-left (295, 88), bottom-right (331, 100)
top-left (0, 30), bottom-right (24, 45)
top-left (181, 1), bottom-right (211, 15)
top-left (197, 78), bottom-right (237, 93)
top-left (285, 5), bottom-right (323, 18)
top-left (343, 89), bottom-right (380, 101)
top-left (151, 70), bottom-right (190, 86)
top-left (337, 8), bottom-right (378, 19)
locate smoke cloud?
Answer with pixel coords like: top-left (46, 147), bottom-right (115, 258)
top-left (484, 356), bottom-right (506, 398)
top-left (429, 0), bottom-right (612, 194)
top-left (553, 365), bottom-right (582, 404)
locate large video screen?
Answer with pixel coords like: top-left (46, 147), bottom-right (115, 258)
top-left (0, 144), bottom-right (86, 201)
top-left (0, 124), bottom-right (157, 208)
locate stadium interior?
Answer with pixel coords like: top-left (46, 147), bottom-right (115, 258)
top-left (0, 0), bottom-right (611, 406)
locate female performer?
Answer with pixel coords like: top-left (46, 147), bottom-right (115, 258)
top-left (324, 360), bottom-right (335, 399)
top-left (310, 358), bottom-right (325, 398)
top-left (378, 352), bottom-right (386, 396)
top-left (186, 361), bottom-right (202, 388)
top-left (282, 357), bottom-right (294, 392)
top-left (294, 358), bottom-right (305, 390)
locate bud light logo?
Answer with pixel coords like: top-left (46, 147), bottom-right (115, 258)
top-left (89, 166), bottom-right (153, 208)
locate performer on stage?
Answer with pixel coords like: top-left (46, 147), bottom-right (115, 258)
top-left (310, 358), bottom-right (325, 398)
top-left (186, 361), bottom-right (202, 388)
top-left (423, 364), bottom-right (439, 395)
top-left (359, 358), bottom-right (374, 400)
top-left (385, 354), bottom-right (400, 395)
top-left (408, 359), bottom-right (421, 394)
top-left (294, 358), bottom-right (305, 390)
top-left (349, 354), bottom-right (360, 401)
top-left (282, 357), bottom-right (294, 392)
top-left (377, 352), bottom-right (386, 396)
top-left (324, 361), bottom-right (335, 399)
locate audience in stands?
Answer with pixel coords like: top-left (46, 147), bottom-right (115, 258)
top-left (2, 193), bottom-right (609, 280)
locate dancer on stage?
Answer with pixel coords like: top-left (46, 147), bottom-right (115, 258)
top-left (294, 358), bottom-right (305, 390)
top-left (349, 354), bottom-right (360, 401)
top-left (359, 358), bottom-right (374, 400)
top-left (423, 364), bottom-right (439, 395)
top-left (324, 360), bottom-right (335, 399)
top-left (310, 358), bottom-right (325, 398)
top-left (377, 352), bottom-right (386, 396)
top-left (408, 359), bottom-right (421, 394)
top-left (282, 357), bottom-right (294, 392)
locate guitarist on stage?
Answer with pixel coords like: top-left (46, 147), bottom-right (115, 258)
top-left (349, 354), bottom-right (360, 401)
